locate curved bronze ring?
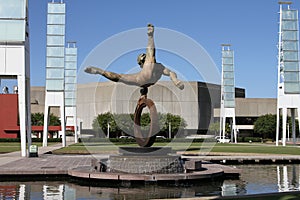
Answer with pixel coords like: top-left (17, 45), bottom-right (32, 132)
top-left (134, 97), bottom-right (159, 147)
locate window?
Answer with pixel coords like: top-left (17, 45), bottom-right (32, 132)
top-left (47, 14), bottom-right (65, 25)
top-left (224, 71), bottom-right (234, 79)
top-left (282, 10), bottom-right (298, 20)
top-left (46, 68), bottom-right (64, 79)
top-left (282, 20), bottom-right (298, 31)
top-left (47, 57), bottom-right (64, 67)
top-left (47, 25), bottom-right (65, 35)
top-left (47, 35), bottom-right (64, 46)
top-left (223, 58), bottom-right (233, 65)
top-left (48, 3), bottom-right (65, 14)
top-left (0, 20), bottom-right (25, 41)
top-left (46, 79), bottom-right (64, 91)
top-left (0, 0), bottom-right (26, 18)
top-left (47, 47), bottom-right (65, 57)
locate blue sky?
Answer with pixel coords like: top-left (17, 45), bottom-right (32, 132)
top-left (27, 0), bottom-right (300, 98)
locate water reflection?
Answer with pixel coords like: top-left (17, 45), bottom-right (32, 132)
top-left (1, 164), bottom-right (300, 199)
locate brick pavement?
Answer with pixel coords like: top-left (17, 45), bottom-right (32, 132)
top-left (0, 143), bottom-right (106, 175)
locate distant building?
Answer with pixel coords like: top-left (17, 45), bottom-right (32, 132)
top-left (0, 81), bottom-right (280, 138)
top-left (31, 81), bottom-right (246, 134)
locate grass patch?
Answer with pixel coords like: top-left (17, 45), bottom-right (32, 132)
top-left (0, 142), bottom-right (60, 153)
top-left (51, 141), bottom-right (300, 155)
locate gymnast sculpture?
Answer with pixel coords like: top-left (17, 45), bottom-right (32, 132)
top-left (84, 24), bottom-right (184, 90)
top-left (85, 24), bottom-right (184, 147)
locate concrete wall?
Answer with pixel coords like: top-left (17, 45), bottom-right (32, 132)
top-left (30, 86), bottom-right (60, 116)
top-left (30, 81), bottom-right (246, 131)
top-left (214, 98), bottom-right (277, 117)
top-left (76, 81), bottom-right (200, 130)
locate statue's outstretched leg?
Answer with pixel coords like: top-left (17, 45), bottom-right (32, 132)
top-left (85, 66), bottom-right (121, 82)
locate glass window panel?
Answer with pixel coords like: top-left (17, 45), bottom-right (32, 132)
top-left (65, 70), bottom-right (76, 77)
top-left (65, 55), bottom-right (77, 62)
top-left (282, 10), bottom-right (298, 20)
top-left (47, 14), bottom-right (65, 25)
top-left (48, 3), bottom-right (65, 14)
top-left (223, 65), bottom-right (233, 71)
top-left (47, 35), bottom-right (64, 46)
top-left (65, 62), bottom-right (76, 69)
top-left (284, 62), bottom-right (299, 71)
top-left (224, 100), bottom-right (235, 108)
top-left (285, 83), bottom-right (300, 94)
top-left (47, 47), bottom-right (65, 57)
top-left (47, 25), bottom-right (65, 35)
top-left (0, 20), bottom-right (25, 42)
top-left (0, 0), bottom-right (26, 18)
top-left (222, 51), bottom-right (233, 57)
top-left (46, 79), bottom-right (64, 91)
top-left (46, 68), bottom-right (64, 79)
top-left (282, 31), bottom-right (297, 40)
top-left (223, 58), bottom-right (233, 65)
top-left (224, 86), bottom-right (234, 92)
top-left (223, 71), bottom-right (234, 79)
top-left (283, 51), bottom-right (298, 61)
top-left (65, 48), bottom-right (77, 55)
top-left (65, 91), bottom-right (75, 98)
top-left (47, 57), bottom-right (64, 67)
top-left (224, 93), bottom-right (234, 100)
top-left (283, 41), bottom-right (298, 51)
top-left (65, 77), bottom-right (76, 83)
top-left (65, 84), bottom-right (76, 91)
top-left (224, 79), bottom-right (234, 85)
top-left (282, 20), bottom-right (298, 30)
top-left (65, 98), bottom-right (75, 106)
top-left (284, 72), bottom-right (299, 82)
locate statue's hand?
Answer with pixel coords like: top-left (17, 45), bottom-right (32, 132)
top-left (84, 66), bottom-right (104, 75)
top-left (175, 81), bottom-right (184, 90)
top-left (147, 24), bottom-right (154, 37)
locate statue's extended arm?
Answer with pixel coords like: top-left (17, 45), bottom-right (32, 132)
top-left (145, 24), bottom-right (156, 63)
top-left (163, 67), bottom-right (184, 90)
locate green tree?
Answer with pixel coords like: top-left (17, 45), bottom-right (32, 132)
top-left (92, 112), bottom-right (187, 138)
top-left (208, 122), bottom-right (220, 136)
top-left (254, 114), bottom-right (299, 139)
top-left (254, 114), bottom-right (276, 139)
top-left (31, 112), bottom-right (60, 126)
top-left (159, 113), bottom-right (187, 136)
top-left (92, 112), bottom-right (118, 137)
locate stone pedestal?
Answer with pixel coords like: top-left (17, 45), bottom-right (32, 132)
top-left (107, 147), bottom-right (184, 174)
top-left (109, 155), bottom-right (183, 174)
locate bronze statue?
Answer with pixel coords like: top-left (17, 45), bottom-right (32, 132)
top-left (85, 24), bottom-right (184, 90)
top-left (85, 24), bottom-right (184, 147)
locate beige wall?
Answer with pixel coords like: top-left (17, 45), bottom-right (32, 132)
top-left (76, 81), bottom-right (199, 129)
top-left (30, 86), bottom-right (60, 116)
top-left (214, 98), bottom-right (277, 117)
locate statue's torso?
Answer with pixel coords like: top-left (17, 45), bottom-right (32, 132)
top-left (138, 63), bottom-right (164, 87)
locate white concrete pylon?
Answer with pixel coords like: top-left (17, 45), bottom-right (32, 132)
top-left (276, 2), bottom-right (300, 146)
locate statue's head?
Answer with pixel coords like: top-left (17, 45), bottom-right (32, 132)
top-left (137, 53), bottom-right (146, 67)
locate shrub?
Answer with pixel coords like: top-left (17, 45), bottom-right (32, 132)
top-left (92, 112), bottom-right (187, 138)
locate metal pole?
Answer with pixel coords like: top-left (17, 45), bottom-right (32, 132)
top-left (169, 122), bottom-right (171, 138)
top-left (107, 123), bottom-right (110, 138)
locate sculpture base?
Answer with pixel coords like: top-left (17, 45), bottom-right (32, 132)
top-left (70, 147), bottom-right (241, 182)
top-left (104, 147), bottom-right (183, 174)
top-left (109, 155), bottom-right (184, 174)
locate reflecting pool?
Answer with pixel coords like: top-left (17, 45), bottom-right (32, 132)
top-left (1, 164), bottom-right (300, 199)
